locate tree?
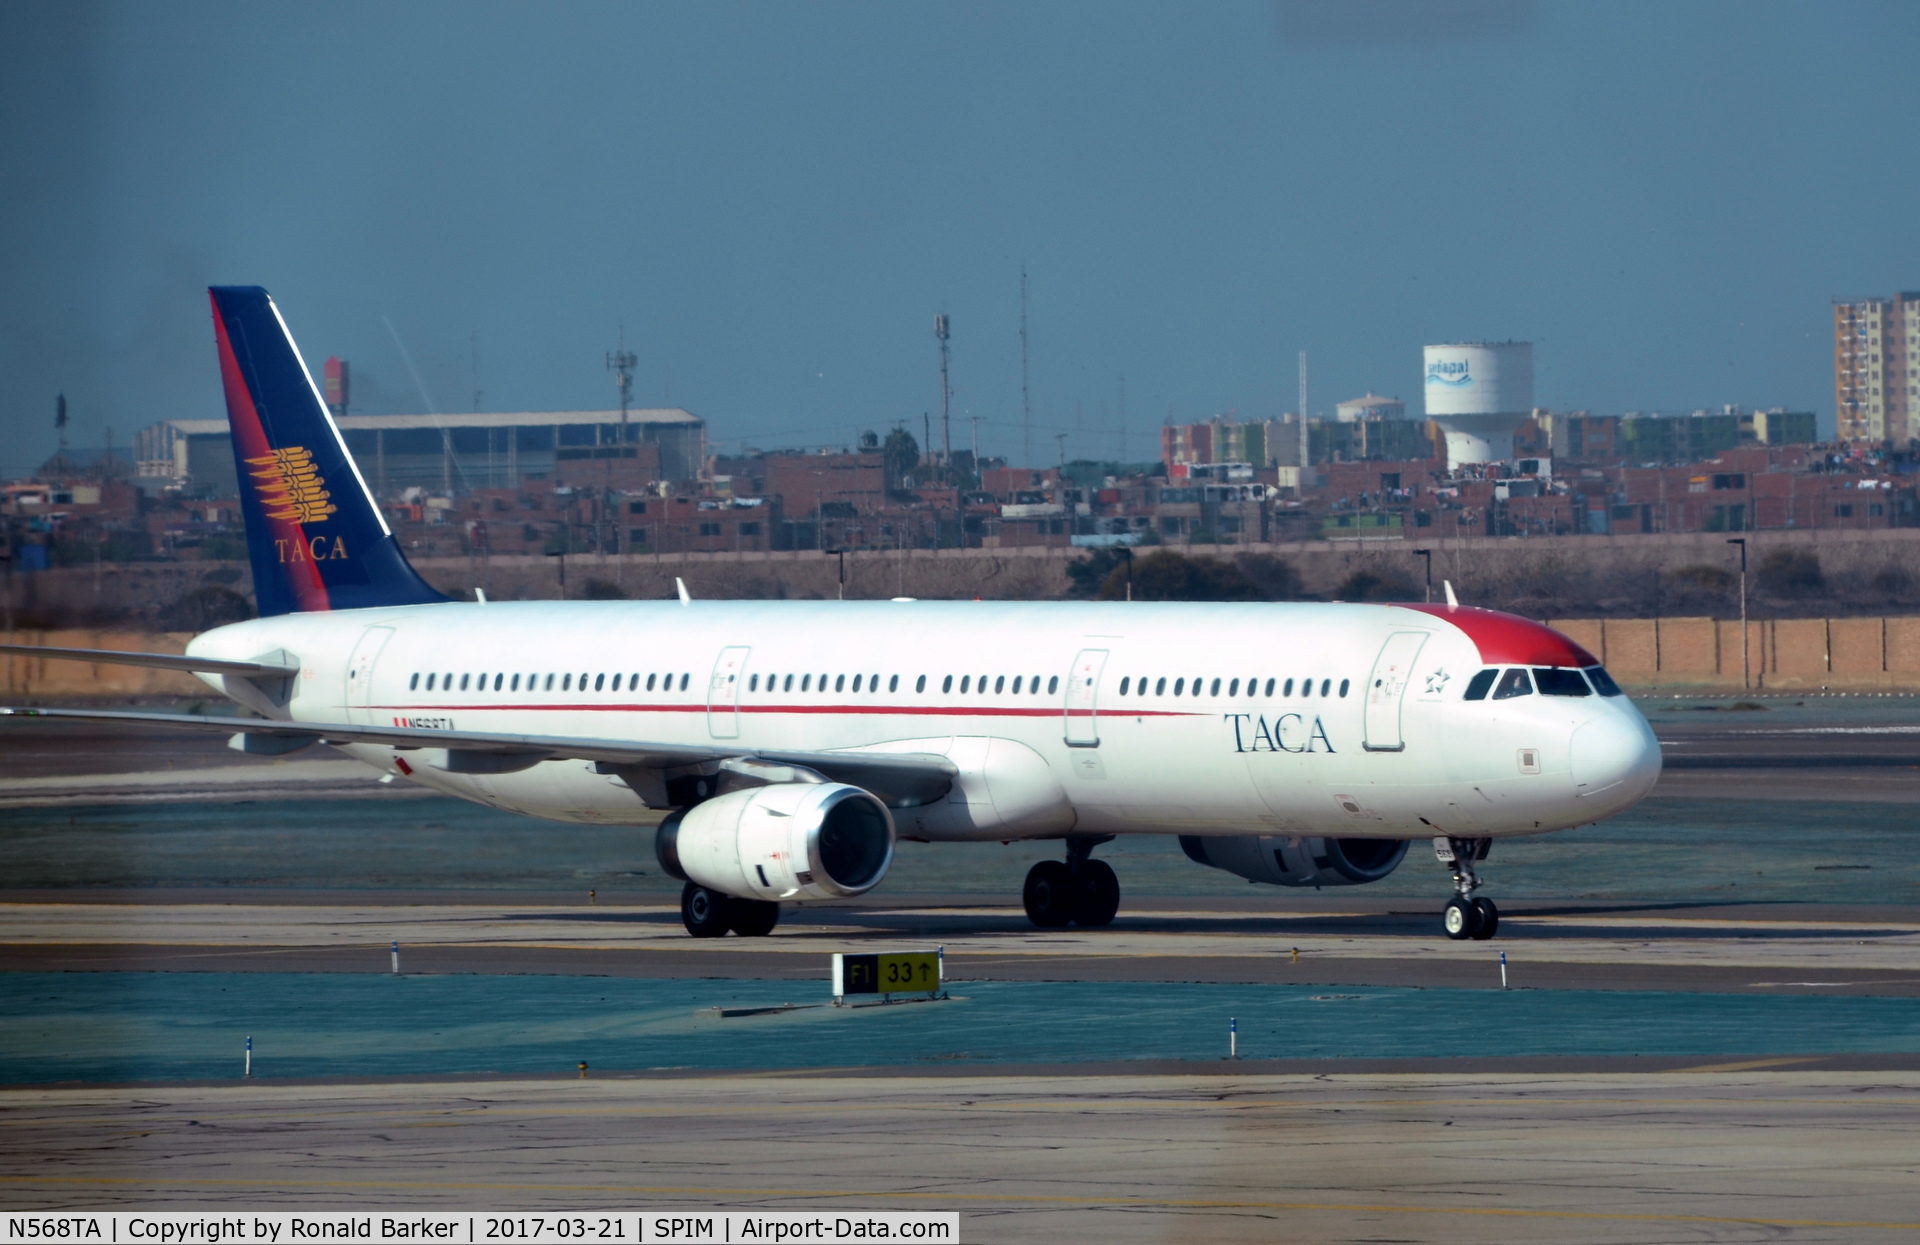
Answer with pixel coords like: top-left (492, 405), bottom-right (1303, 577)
top-left (883, 428), bottom-right (921, 493)
top-left (1096, 551), bottom-right (1265, 601)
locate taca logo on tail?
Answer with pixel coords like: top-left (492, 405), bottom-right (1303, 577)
top-left (209, 286), bottom-right (445, 616)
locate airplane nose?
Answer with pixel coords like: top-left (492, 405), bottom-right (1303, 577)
top-left (1570, 710), bottom-right (1662, 806)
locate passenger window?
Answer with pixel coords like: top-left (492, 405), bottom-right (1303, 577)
top-left (836, 674), bottom-right (847, 692)
top-left (1320, 679), bottom-right (1331, 697)
top-left (1462, 669), bottom-right (1498, 701)
top-left (1210, 678), bottom-right (1221, 696)
top-left (1585, 666), bottom-right (1624, 697)
top-left (802, 674), bottom-right (812, 692)
top-left (679, 673), bottom-right (689, 691)
top-left (784, 674), bottom-right (795, 691)
top-left (1533, 668), bottom-right (1592, 697)
top-left (912, 674), bottom-right (923, 692)
top-left (749, 674), bottom-right (759, 692)
top-left (1173, 678), bottom-right (1185, 696)
top-left (562, 674), bottom-right (572, 691)
top-left (410, 673), bottom-right (420, 691)
top-left (1031, 675), bottom-right (1042, 694)
top-left (960, 676), bottom-right (970, 693)
top-left (510, 674), bottom-right (520, 692)
top-left (1014, 676), bottom-right (1025, 694)
top-left (1048, 676), bottom-right (1059, 694)
top-left (994, 676), bottom-right (1005, 693)
top-left (425, 673), bottom-right (435, 691)
top-left (1155, 677), bottom-right (1166, 695)
top-left (978, 674), bottom-right (988, 693)
top-left (942, 675), bottom-right (953, 693)
top-left (630, 672), bottom-right (639, 688)
top-left (594, 674), bottom-right (605, 692)
top-left (1264, 678), bottom-right (1275, 696)
top-left (1302, 679), bottom-right (1312, 698)
top-left (1282, 678), bottom-right (1292, 696)
top-left (460, 674), bottom-right (470, 691)
top-left (1119, 677), bottom-right (1130, 695)
top-left (1228, 679), bottom-right (1239, 696)
top-left (1338, 678), bottom-right (1349, 697)
top-left (890, 674), bottom-right (900, 692)
top-left (1492, 668), bottom-right (1534, 700)
top-left (870, 673), bottom-right (879, 690)
top-left (645, 674), bottom-right (656, 691)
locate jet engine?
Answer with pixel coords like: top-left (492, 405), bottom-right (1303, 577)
top-left (1179, 834), bottom-right (1408, 887)
top-left (656, 782), bottom-right (895, 903)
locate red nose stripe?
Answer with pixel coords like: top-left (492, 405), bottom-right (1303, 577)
top-left (1398, 603), bottom-right (1598, 667)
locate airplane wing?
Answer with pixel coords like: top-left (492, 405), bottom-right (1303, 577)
top-left (0, 643), bottom-right (298, 679)
top-left (0, 706), bottom-right (956, 808)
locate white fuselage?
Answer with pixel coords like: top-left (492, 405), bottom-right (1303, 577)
top-left (187, 598), bottom-right (1661, 843)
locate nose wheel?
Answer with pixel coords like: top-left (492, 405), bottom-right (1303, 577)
top-left (1023, 835), bottom-right (1119, 928)
top-left (1434, 836), bottom-right (1498, 940)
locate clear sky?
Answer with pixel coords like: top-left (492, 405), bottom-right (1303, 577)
top-left (3, 0), bottom-right (1916, 476)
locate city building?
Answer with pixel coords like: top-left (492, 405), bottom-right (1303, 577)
top-left (134, 409), bottom-right (705, 498)
top-left (1835, 293), bottom-right (1920, 443)
top-left (1334, 393), bottom-right (1406, 422)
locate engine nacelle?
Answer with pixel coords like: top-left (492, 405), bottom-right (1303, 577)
top-left (1179, 834), bottom-right (1408, 887)
top-left (655, 782), bottom-right (895, 902)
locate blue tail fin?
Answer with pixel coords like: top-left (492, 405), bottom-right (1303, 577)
top-left (209, 286), bottom-right (446, 616)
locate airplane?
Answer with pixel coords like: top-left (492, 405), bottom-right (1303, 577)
top-left (1, 287), bottom-right (1662, 941)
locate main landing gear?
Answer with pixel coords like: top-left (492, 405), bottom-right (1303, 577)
top-left (681, 883), bottom-right (780, 938)
top-left (1022, 835), bottom-right (1120, 929)
top-left (1434, 836), bottom-right (1498, 941)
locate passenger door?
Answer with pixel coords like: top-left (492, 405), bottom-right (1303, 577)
top-left (1063, 648), bottom-right (1109, 747)
top-left (344, 626), bottom-right (395, 725)
top-left (707, 646), bottom-right (751, 738)
top-left (1362, 631), bottom-right (1428, 752)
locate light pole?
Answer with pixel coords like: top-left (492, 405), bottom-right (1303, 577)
top-left (1727, 537), bottom-right (1748, 690)
top-left (1413, 548), bottom-right (1433, 603)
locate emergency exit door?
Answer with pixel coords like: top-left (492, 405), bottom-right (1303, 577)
top-left (1063, 648), bottom-right (1109, 747)
top-left (707, 646), bottom-right (751, 738)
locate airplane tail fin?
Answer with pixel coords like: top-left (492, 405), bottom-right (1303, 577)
top-left (208, 286), bottom-right (446, 616)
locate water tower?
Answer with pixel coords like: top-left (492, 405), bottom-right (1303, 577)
top-left (1422, 342), bottom-right (1532, 468)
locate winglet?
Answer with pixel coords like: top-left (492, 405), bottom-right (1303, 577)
top-left (676, 577), bottom-right (691, 606)
top-left (1443, 580), bottom-right (1459, 607)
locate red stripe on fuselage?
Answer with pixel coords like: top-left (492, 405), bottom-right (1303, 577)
top-left (366, 702), bottom-right (1210, 718)
top-left (211, 292), bottom-right (330, 612)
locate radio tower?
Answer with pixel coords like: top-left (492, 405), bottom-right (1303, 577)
top-left (1019, 268), bottom-right (1031, 467)
top-left (1297, 351), bottom-right (1309, 487)
top-left (605, 339), bottom-right (636, 553)
top-left (935, 314), bottom-right (952, 472)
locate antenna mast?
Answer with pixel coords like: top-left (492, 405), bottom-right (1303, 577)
top-left (1297, 350), bottom-right (1309, 489)
top-left (1019, 268), bottom-right (1031, 467)
top-left (606, 337), bottom-right (637, 553)
top-left (935, 313), bottom-right (952, 473)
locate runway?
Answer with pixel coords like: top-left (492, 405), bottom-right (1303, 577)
top-left (5, 1073), bottom-right (1918, 1241)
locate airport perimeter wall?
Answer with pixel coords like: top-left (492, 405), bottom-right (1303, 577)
top-left (5, 617), bottom-right (1920, 699)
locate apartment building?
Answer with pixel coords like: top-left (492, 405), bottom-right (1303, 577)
top-left (1836, 293), bottom-right (1920, 442)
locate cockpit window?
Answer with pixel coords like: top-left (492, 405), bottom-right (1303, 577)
top-left (1533, 667), bottom-right (1592, 697)
top-left (1491, 668), bottom-right (1534, 700)
top-left (1462, 669), bottom-right (1499, 701)
top-left (1585, 666), bottom-right (1624, 697)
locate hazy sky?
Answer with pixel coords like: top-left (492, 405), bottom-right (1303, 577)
top-left (4, 0), bottom-right (1916, 476)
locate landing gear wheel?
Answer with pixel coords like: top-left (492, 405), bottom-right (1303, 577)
top-left (1072, 859), bottom-right (1121, 927)
top-left (728, 899), bottom-right (780, 937)
top-left (1442, 896), bottom-right (1480, 941)
top-left (1023, 860), bottom-right (1076, 928)
top-left (681, 883), bottom-right (732, 938)
top-left (1469, 897), bottom-right (1499, 941)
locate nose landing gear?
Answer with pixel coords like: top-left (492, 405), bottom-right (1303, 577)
top-left (1023, 835), bottom-right (1120, 928)
top-left (1434, 836), bottom-right (1498, 941)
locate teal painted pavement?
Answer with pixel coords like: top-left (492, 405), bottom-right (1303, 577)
top-left (4, 973), bottom-right (1919, 1084)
